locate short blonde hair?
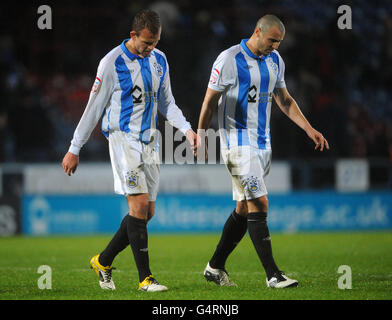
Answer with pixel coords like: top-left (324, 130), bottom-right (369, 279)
top-left (256, 14), bottom-right (285, 34)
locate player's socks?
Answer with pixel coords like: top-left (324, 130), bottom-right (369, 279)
top-left (247, 211), bottom-right (280, 279)
top-left (98, 214), bottom-right (129, 267)
top-left (126, 214), bottom-right (152, 282)
top-left (209, 210), bottom-right (248, 269)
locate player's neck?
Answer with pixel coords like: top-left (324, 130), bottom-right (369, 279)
top-left (125, 39), bottom-right (142, 58)
top-left (246, 38), bottom-right (263, 58)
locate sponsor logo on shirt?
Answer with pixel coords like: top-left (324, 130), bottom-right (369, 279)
top-left (248, 86), bottom-right (273, 104)
top-left (248, 85), bottom-right (257, 103)
top-left (131, 85), bottom-right (157, 104)
top-left (131, 85), bottom-right (143, 103)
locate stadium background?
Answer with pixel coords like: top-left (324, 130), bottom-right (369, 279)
top-left (0, 0), bottom-right (391, 236)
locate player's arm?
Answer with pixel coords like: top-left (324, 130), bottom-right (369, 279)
top-left (197, 50), bottom-right (232, 155)
top-left (198, 88), bottom-right (222, 131)
top-left (273, 87), bottom-right (329, 151)
top-left (62, 58), bottom-right (112, 176)
top-left (199, 50), bottom-right (232, 131)
top-left (195, 88), bottom-right (222, 157)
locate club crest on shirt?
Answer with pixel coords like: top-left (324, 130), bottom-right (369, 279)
top-left (153, 62), bottom-right (163, 77)
top-left (125, 171), bottom-right (139, 189)
top-left (268, 58), bottom-right (279, 75)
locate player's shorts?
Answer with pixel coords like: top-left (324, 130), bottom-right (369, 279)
top-left (221, 146), bottom-right (271, 201)
top-left (108, 131), bottom-right (160, 201)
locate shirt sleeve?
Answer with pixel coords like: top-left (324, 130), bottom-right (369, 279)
top-left (275, 53), bottom-right (286, 89)
top-left (68, 57), bottom-right (113, 155)
top-left (157, 58), bottom-right (191, 135)
top-left (207, 50), bottom-right (235, 92)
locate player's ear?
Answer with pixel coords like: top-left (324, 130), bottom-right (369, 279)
top-left (130, 30), bottom-right (137, 39)
top-left (255, 27), bottom-right (262, 38)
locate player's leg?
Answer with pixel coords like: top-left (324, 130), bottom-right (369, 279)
top-left (234, 147), bottom-right (297, 288)
top-left (204, 201), bottom-right (248, 286)
top-left (125, 194), bottom-right (167, 292)
top-left (134, 140), bottom-right (167, 292)
top-left (98, 186), bottom-right (154, 268)
top-left (204, 148), bottom-right (251, 286)
top-left (91, 131), bottom-right (164, 291)
top-left (108, 129), bottom-right (151, 281)
top-left (246, 195), bottom-right (280, 279)
top-left (209, 145), bottom-right (256, 270)
top-left (126, 193), bottom-right (152, 281)
top-left (90, 131), bottom-right (144, 290)
top-left (146, 201), bottom-right (155, 222)
top-left (90, 195), bottom-right (151, 290)
top-left (90, 195), bottom-right (150, 291)
top-left (246, 191), bottom-right (298, 288)
top-left (97, 214), bottom-right (129, 267)
top-left (235, 147), bottom-right (278, 279)
top-left (208, 200), bottom-right (248, 269)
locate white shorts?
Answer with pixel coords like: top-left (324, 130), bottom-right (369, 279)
top-left (108, 131), bottom-right (160, 201)
top-left (221, 146), bottom-right (271, 201)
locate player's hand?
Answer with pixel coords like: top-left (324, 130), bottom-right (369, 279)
top-left (62, 152), bottom-right (79, 176)
top-left (306, 127), bottom-right (330, 151)
top-left (193, 132), bottom-right (202, 158)
top-left (186, 129), bottom-right (198, 153)
top-left (194, 130), bottom-right (208, 161)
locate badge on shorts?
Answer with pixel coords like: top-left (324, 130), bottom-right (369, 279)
top-left (125, 171), bottom-right (138, 189)
top-left (247, 176), bottom-right (259, 193)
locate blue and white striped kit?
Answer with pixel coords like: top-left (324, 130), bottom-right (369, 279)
top-left (208, 39), bottom-right (286, 150)
top-left (69, 39), bottom-right (190, 155)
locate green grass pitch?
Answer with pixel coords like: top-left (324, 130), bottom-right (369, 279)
top-left (0, 232), bottom-right (391, 300)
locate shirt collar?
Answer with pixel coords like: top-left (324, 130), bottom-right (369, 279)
top-left (120, 39), bottom-right (152, 60)
top-left (240, 39), bottom-right (268, 60)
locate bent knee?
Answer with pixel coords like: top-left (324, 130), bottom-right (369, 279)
top-left (235, 200), bottom-right (248, 217)
top-left (147, 207), bottom-right (155, 222)
top-left (127, 194), bottom-right (150, 219)
top-left (247, 195), bottom-right (268, 213)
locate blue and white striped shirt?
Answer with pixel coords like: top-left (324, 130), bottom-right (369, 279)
top-left (69, 39), bottom-right (191, 155)
top-left (208, 39), bottom-right (286, 150)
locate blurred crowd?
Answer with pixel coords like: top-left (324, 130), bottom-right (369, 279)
top-left (0, 0), bottom-right (391, 163)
